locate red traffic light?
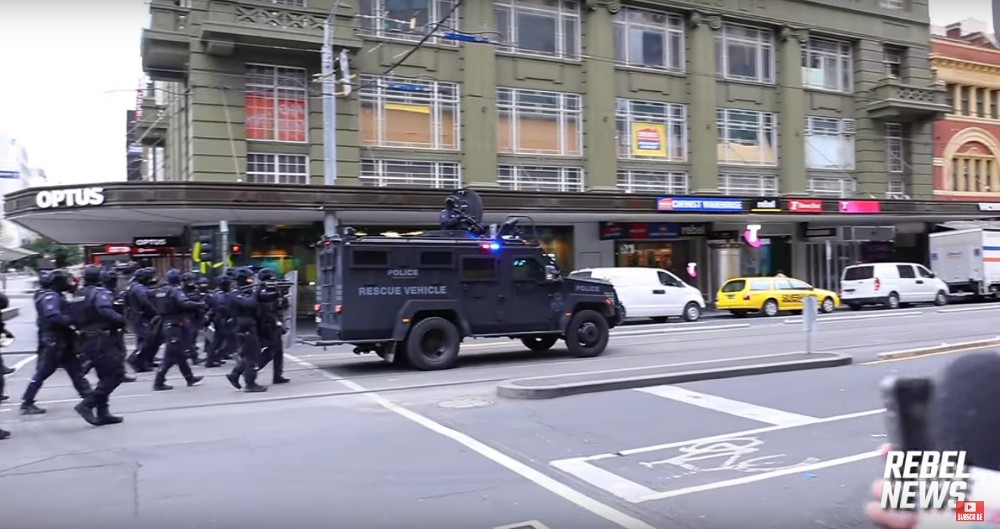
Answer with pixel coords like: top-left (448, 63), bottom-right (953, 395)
top-left (231, 244), bottom-right (242, 254)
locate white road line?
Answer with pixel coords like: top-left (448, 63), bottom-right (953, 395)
top-left (550, 458), bottom-right (659, 503)
top-left (11, 354), bottom-right (36, 372)
top-left (459, 323), bottom-right (751, 349)
top-left (938, 305), bottom-right (1000, 313)
top-left (633, 450), bottom-right (881, 502)
top-left (633, 386), bottom-right (817, 426)
top-left (494, 521), bottom-right (552, 529)
top-left (782, 311), bottom-right (924, 324)
top-left (285, 353), bottom-right (658, 529)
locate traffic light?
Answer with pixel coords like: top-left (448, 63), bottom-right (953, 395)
top-left (194, 234), bottom-right (214, 262)
top-left (230, 243), bottom-right (242, 256)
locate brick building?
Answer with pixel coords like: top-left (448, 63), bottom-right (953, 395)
top-left (931, 21), bottom-right (1000, 200)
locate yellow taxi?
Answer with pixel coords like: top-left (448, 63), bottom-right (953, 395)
top-left (715, 276), bottom-right (840, 317)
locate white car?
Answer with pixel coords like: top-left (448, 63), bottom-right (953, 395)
top-left (839, 262), bottom-right (950, 310)
top-left (568, 267), bottom-right (706, 322)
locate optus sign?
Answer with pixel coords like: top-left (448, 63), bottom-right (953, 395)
top-left (35, 187), bottom-right (105, 209)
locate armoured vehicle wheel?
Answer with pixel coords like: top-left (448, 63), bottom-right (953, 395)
top-left (521, 335), bottom-right (559, 352)
top-left (565, 309), bottom-right (609, 358)
top-left (405, 317), bottom-right (460, 371)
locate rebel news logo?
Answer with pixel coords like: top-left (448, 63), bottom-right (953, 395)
top-left (881, 450), bottom-right (984, 522)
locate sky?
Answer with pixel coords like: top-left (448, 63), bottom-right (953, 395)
top-left (0, 0), bottom-right (993, 187)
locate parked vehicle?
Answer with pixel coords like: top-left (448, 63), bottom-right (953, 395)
top-left (839, 262), bottom-right (949, 310)
top-left (928, 228), bottom-right (1000, 298)
top-left (568, 267), bottom-right (705, 323)
top-left (716, 276), bottom-right (839, 317)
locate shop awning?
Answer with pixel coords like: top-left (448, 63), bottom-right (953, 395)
top-left (0, 246), bottom-right (38, 262)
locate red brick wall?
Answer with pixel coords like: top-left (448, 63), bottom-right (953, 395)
top-left (932, 39), bottom-right (1000, 64)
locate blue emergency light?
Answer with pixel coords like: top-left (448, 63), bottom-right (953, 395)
top-left (480, 242), bottom-right (501, 253)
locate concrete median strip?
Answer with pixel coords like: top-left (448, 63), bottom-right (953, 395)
top-left (872, 337), bottom-right (1000, 362)
top-left (496, 351), bottom-right (853, 400)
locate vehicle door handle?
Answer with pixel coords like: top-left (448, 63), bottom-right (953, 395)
top-left (916, 280), bottom-right (924, 284)
top-left (652, 290), bottom-right (665, 294)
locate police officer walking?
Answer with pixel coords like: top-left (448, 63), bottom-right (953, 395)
top-left (225, 267), bottom-right (274, 393)
top-left (180, 272), bottom-right (206, 365)
top-left (69, 265), bottom-right (128, 426)
top-left (20, 269), bottom-right (93, 415)
top-left (125, 267), bottom-right (159, 372)
top-left (205, 274), bottom-right (234, 367)
top-left (102, 269), bottom-right (137, 383)
top-left (151, 269), bottom-right (205, 391)
top-left (255, 268), bottom-right (290, 385)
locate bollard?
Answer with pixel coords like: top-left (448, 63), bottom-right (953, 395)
top-left (802, 295), bottom-right (818, 354)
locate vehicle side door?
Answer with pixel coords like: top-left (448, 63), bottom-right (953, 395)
top-left (894, 264), bottom-right (921, 302)
top-left (787, 278), bottom-right (820, 307)
top-left (774, 278), bottom-right (803, 310)
top-left (913, 264), bottom-right (939, 301)
top-left (600, 271), bottom-right (653, 318)
top-left (655, 270), bottom-right (685, 315)
top-left (506, 252), bottom-right (560, 332)
top-left (747, 278), bottom-right (775, 307)
top-left (458, 254), bottom-right (506, 334)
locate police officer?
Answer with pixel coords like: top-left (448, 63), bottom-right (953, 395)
top-left (140, 267), bottom-right (165, 369)
top-left (197, 276), bottom-right (213, 357)
top-left (224, 267), bottom-right (274, 393)
top-left (204, 275), bottom-right (234, 368)
top-left (255, 268), bottom-right (290, 385)
top-left (180, 272), bottom-right (206, 365)
top-left (98, 269), bottom-right (136, 383)
top-left (151, 269), bottom-right (205, 391)
top-left (20, 269), bottom-right (93, 415)
top-left (0, 289), bottom-right (12, 377)
top-left (69, 265), bottom-right (128, 426)
top-left (125, 267), bottom-right (159, 372)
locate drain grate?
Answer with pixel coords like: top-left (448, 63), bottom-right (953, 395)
top-left (436, 396), bottom-right (494, 409)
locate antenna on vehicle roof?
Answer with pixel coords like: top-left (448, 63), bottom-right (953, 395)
top-left (439, 188), bottom-right (486, 237)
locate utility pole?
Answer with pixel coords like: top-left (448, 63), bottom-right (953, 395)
top-left (321, 0), bottom-right (343, 237)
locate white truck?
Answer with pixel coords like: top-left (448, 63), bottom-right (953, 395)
top-left (928, 228), bottom-right (1000, 297)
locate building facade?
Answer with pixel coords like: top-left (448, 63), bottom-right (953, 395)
top-left (8, 0), bottom-right (976, 300)
top-left (931, 21), bottom-right (1000, 201)
top-left (0, 133), bottom-right (45, 247)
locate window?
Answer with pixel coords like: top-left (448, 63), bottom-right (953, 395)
top-left (245, 64), bottom-right (308, 142)
top-left (358, 0), bottom-right (459, 46)
top-left (568, 270), bottom-right (592, 279)
top-left (883, 47), bottom-right (903, 79)
top-left (886, 123), bottom-right (904, 173)
top-left (494, 0), bottom-right (580, 59)
top-left (498, 87), bottom-right (582, 156)
top-left (420, 251), bottom-right (453, 267)
top-left (617, 170), bottom-right (688, 194)
top-left (360, 159), bottom-right (460, 188)
top-left (718, 173), bottom-right (778, 196)
top-left (615, 99), bottom-right (687, 161)
top-left (807, 176), bottom-right (857, 197)
top-left (917, 265), bottom-right (934, 278)
top-left (721, 280), bottom-right (745, 292)
top-left (359, 75), bottom-right (460, 150)
top-left (613, 8), bottom-right (684, 72)
top-left (887, 179), bottom-right (907, 199)
top-left (716, 24), bottom-right (774, 83)
top-left (896, 265), bottom-right (916, 278)
top-left (789, 279), bottom-right (812, 290)
top-left (775, 278), bottom-right (793, 290)
top-left (880, 0), bottom-right (903, 8)
top-left (352, 250), bottom-right (389, 268)
top-left (498, 165), bottom-right (583, 192)
top-left (749, 279), bottom-right (773, 291)
top-left (948, 155), bottom-right (995, 193)
top-left (658, 271), bottom-right (681, 287)
top-left (717, 109), bottom-right (778, 166)
top-left (992, 91), bottom-right (999, 119)
top-left (271, 0), bottom-right (306, 5)
top-left (802, 38), bottom-right (853, 92)
top-left (977, 88), bottom-right (987, 118)
top-left (843, 265), bottom-right (873, 281)
top-left (513, 258), bottom-right (545, 281)
top-left (805, 117), bottom-right (855, 170)
top-left (246, 153), bottom-right (309, 184)
top-left (461, 256), bottom-right (497, 281)
top-left (960, 86), bottom-right (970, 115)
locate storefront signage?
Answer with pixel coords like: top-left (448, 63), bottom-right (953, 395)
top-left (708, 230), bottom-right (739, 242)
top-left (744, 224), bottom-right (763, 248)
top-left (749, 199), bottom-right (781, 212)
top-left (35, 187), bottom-right (105, 209)
top-left (599, 222), bottom-right (707, 240)
top-left (979, 203), bottom-right (1000, 212)
top-left (803, 227), bottom-right (838, 240)
top-left (104, 245), bottom-right (131, 254)
top-left (657, 197), bottom-right (744, 212)
top-left (788, 199), bottom-right (823, 213)
top-left (630, 123), bottom-right (667, 157)
top-left (133, 237), bottom-right (182, 248)
top-left (839, 200), bottom-right (881, 214)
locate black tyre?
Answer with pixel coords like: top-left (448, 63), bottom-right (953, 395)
top-left (762, 299), bottom-right (779, 317)
top-left (404, 317), bottom-right (460, 371)
top-left (682, 302), bottom-right (701, 322)
top-left (934, 291), bottom-right (948, 306)
top-left (521, 335), bottom-right (559, 352)
top-left (885, 292), bottom-right (900, 310)
top-left (821, 297), bottom-right (836, 313)
top-left (565, 309), bottom-right (610, 358)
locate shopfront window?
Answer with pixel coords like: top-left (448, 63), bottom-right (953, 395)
top-left (615, 240), bottom-right (694, 285)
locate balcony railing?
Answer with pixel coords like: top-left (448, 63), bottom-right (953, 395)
top-left (865, 79), bottom-right (951, 122)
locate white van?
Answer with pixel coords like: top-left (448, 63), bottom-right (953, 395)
top-left (568, 267), bottom-right (706, 322)
top-left (839, 262), bottom-right (950, 310)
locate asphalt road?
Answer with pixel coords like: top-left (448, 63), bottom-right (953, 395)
top-left (0, 299), bottom-right (994, 529)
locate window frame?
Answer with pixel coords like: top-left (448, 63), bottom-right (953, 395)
top-left (805, 116), bottom-right (856, 170)
top-left (494, 0), bottom-right (581, 60)
top-left (498, 164), bottom-right (584, 192)
top-left (358, 75), bottom-right (461, 151)
top-left (358, 0), bottom-right (460, 47)
top-left (883, 46), bottom-right (903, 79)
top-left (717, 108), bottom-right (779, 167)
top-left (617, 170), bottom-right (689, 194)
top-left (801, 37), bottom-right (854, 93)
top-left (615, 99), bottom-right (688, 161)
top-left (718, 173), bottom-right (779, 196)
top-left (612, 7), bottom-right (685, 73)
top-left (246, 152), bottom-right (310, 185)
top-left (359, 159), bottom-right (461, 189)
top-left (716, 23), bottom-right (775, 84)
top-left (461, 256), bottom-right (498, 282)
top-left (497, 87), bottom-right (583, 156)
top-left (245, 63), bottom-right (309, 143)
top-left (807, 176), bottom-right (857, 198)
top-left (512, 255), bottom-right (547, 282)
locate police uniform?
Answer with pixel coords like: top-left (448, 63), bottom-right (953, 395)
top-left (140, 267), bottom-right (166, 368)
top-left (255, 268), bottom-right (290, 385)
top-left (99, 270), bottom-right (136, 383)
top-left (205, 276), bottom-right (235, 367)
top-left (69, 265), bottom-right (128, 426)
top-left (124, 267), bottom-right (159, 372)
top-left (20, 270), bottom-right (93, 416)
top-left (180, 272), bottom-right (205, 365)
top-left (225, 267), bottom-right (274, 393)
top-left (196, 276), bottom-right (214, 358)
top-left (151, 269), bottom-right (204, 391)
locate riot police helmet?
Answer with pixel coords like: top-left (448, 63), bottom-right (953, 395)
top-left (48, 269), bottom-right (73, 292)
top-left (82, 264), bottom-right (103, 286)
top-left (164, 269), bottom-right (183, 286)
top-left (134, 267), bottom-right (152, 284)
top-left (37, 270), bottom-right (52, 289)
top-left (197, 276), bottom-right (212, 289)
top-left (224, 267), bottom-right (237, 278)
top-left (100, 269), bottom-right (119, 290)
top-left (257, 268), bottom-right (277, 281)
top-left (140, 267), bottom-right (157, 284)
top-left (218, 275), bottom-right (234, 290)
top-left (233, 267), bottom-right (254, 286)
top-left (181, 271), bottom-right (197, 286)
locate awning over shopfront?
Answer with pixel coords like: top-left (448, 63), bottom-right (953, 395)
top-left (0, 246), bottom-right (38, 262)
top-left (4, 181), bottom-right (999, 244)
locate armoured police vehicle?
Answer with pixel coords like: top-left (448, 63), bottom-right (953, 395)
top-left (313, 188), bottom-right (624, 371)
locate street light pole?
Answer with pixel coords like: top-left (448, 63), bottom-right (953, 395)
top-left (321, 0), bottom-right (343, 237)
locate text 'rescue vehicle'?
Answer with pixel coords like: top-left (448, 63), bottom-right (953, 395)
top-left (312, 188), bottom-right (624, 370)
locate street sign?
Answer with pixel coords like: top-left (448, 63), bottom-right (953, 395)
top-left (802, 295), bottom-right (818, 353)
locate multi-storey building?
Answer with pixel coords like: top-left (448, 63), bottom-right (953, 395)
top-left (0, 133), bottom-right (45, 248)
top-left (931, 21), bottom-right (1000, 202)
top-left (9, 0), bottom-right (990, 297)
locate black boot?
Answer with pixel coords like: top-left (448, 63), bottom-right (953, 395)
top-left (273, 376), bottom-right (290, 384)
top-left (186, 375), bottom-right (204, 387)
top-left (243, 384), bottom-right (267, 393)
top-left (153, 382), bottom-right (173, 391)
top-left (0, 428), bottom-right (10, 440)
top-left (0, 394), bottom-right (8, 401)
top-left (96, 406), bottom-right (123, 425)
top-left (19, 402), bottom-right (46, 415)
top-left (74, 402), bottom-right (100, 426)
top-left (122, 374), bottom-right (137, 383)
top-left (225, 372), bottom-right (242, 390)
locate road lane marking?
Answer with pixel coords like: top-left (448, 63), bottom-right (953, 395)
top-left (938, 305), bottom-right (1000, 313)
top-left (633, 386), bottom-right (817, 426)
top-left (550, 458), bottom-right (659, 503)
top-left (460, 324), bottom-right (752, 349)
top-left (782, 311), bottom-right (924, 324)
top-left (11, 354), bottom-right (36, 372)
top-left (494, 521), bottom-right (552, 529)
top-left (285, 353), bottom-right (659, 529)
top-left (861, 343), bottom-right (1000, 365)
top-left (632, 449), bottom-right (882, 502)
